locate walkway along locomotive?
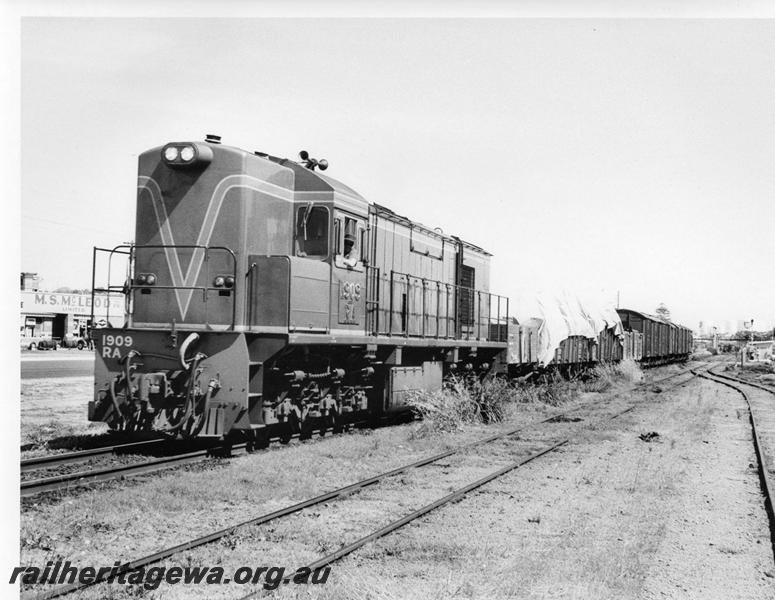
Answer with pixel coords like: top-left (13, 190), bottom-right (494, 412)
top-left (89, 136), bottom-right (510, 442)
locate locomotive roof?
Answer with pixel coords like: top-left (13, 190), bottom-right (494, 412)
top-left (252, 146), bottom-right (492, 257)
top-left (253, 151), bottom-right (368, 201)
top-left (371, 203), bottom-right (492, 257)
top-left (151, 140), bottom-right (493, 258)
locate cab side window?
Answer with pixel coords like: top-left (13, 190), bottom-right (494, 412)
top-left (343, 217), bottom-right (360, 262)
top-left (334, 214), bottom-right (365, 268)
top-left (295, 205), bottom-right (329, 258)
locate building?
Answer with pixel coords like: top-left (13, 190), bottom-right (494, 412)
top-left (20, 272), bottom-right (124, 340)
top-left (747, 340), bottom-right (774, 362)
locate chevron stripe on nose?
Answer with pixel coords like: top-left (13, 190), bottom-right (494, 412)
top-left (137, 174), bottom-right (294, 320)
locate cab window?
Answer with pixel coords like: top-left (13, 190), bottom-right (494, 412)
top-left (334, 215), bottom-right (366, 269)
top-left (295, 205), bottom-right (329, 258)
top-left (342, 217), bottom-right (360, 262)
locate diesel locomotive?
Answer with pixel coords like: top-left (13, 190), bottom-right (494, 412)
top-left (89, 135), bottom-right (692, 442)
top-left (89, 135), bottom-right (510, 442)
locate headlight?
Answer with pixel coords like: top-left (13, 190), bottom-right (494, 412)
top-left (213, 276), bottom-right (225, 288)
top-left (161, 143), bottom-right (213, 168)
top-left (135, 273), bottom-right (156, 286)
top-left (224, 276), bottom-right (235, 289)
top-left (180, 146), bottom-right (195, 162)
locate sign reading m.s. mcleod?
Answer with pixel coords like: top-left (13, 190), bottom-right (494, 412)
top-left (21, 291), bottom-right (124, 318)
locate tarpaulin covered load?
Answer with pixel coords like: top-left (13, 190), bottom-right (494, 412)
top-left (509, 292), bottom-right (623, 366)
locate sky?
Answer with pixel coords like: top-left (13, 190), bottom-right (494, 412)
top-left (15, 14), bottom-right (775, 332)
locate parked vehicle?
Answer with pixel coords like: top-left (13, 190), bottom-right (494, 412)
top-left (59, 335), bottom-right (88, 350)
top-left (20, 336), bottom-right (58, 351)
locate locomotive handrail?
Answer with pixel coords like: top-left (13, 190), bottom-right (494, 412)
top-left (133, 243), bottom-right (238, 330)
top-left (90, 246), bottom-right (131, 330)
top-left (364, 265), bottom-right (381, 336)
top-left (368, 269), bottom-right (509, 343)
top-left (91, 244), bottom-right (238, 331)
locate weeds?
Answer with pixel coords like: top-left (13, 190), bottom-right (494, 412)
top-left (524, 372), bottom-right (577, 406)
top-left (617, 359), bottom-right (644, 383)
top-left (408, 379), bottom-right (480, 435)
top-left (469, 377), bottom-right (514, 423)
top-left (409, 359), bottom-right (643, 436)
top-left (582, 360), bottom-right (642, 393)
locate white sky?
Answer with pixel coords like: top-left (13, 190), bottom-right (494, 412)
top-left (18, 16), bottom-right (775, 332)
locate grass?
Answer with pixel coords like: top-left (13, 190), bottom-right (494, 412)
top-left (409, 360), bottom-right (644, 436)
top-left (739, 362), bottom-right (774, 374)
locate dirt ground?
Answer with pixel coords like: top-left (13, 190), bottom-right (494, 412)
top-left (20, 378), bottom-right (107, 451)
top-left (19, 368), bottom-right (775, 599)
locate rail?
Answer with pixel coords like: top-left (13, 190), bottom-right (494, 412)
top-left (365, 267), bottom-right (509, 342)
top-left (696, 367), bottom-right (775, 560)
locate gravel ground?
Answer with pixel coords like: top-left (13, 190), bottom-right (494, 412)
top-left (639, 379), bottom-right (774, 600)
top-left (18, 365), bottom-right (775, 599)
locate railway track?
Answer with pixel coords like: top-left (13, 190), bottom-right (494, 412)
top-left (20, 427), bottom-right (355, 499)
top-left (20, 363), bottom-right (702, 499)
top-left (24, 363), bottom-right (703, 599)
top-left (20, 438), bottom-right (168, 473)
top-left (694, 366), bottom-right (775, 560)
top-left (20, 445), bottom-right (232, 498)
top-left (704, 367), bottom-right (775, 394)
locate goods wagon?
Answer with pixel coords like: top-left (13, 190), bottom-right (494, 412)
top-left (506, 318), bottom-right (624, 375)
top-left (616, 309), bottom-right (692, 365)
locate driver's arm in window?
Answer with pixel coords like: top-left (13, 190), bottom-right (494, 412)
top-left (342, 217), bottom-right (360, 266)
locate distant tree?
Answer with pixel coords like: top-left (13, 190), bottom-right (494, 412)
top-left (655, 303), bottom-right (671, 321)
top-left (733, 330), bottom-right (773, 341)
